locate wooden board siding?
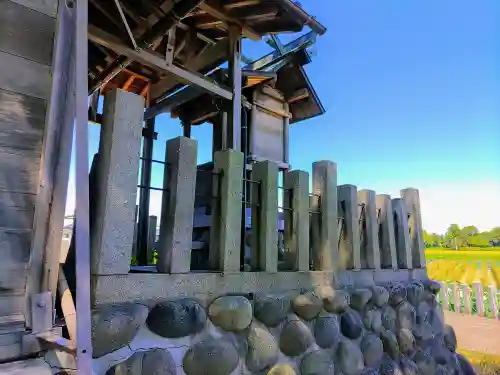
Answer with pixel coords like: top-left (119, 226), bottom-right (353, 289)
top-left (0, 0), bottom-right (57, 353)
top-left (0, 0), bottom-right (56, 66)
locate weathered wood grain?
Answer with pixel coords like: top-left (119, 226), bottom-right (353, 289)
top-left (0, 51), bottom-right (51, 99)
top-left (9, 0), bottom-right (57, 17)
top-left (0, 230), bottom-right (32, 264)
top-left (0, 295), bottom-right (24, 317)
top-left (0, 260), bottom-right (29, 291)
top-left (0, 89), bottom-right (45, 154)
top-left (0, 1), bottom-right (55, 66)
top-left (0, 150), bottom-right (41, 194)
top-left (0, 192), bottom-right (36, 230)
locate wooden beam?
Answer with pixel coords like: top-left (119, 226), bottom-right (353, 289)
top-left (223, 0), bottom-right (260, 9)
top-left (198, 1), bottom-right (260, 40)
top-left (287, 88), bottom-right (310, 104)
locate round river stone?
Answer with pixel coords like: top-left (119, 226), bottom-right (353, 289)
top-left (92, 303), bottom-right (149, 358)
top-left (381, 306), bottom-right (397, 332)
top-left (371, 286), bottom-right (389, 308)
top-left (183, 337), bottom-right (239, 375)
top-left (293, 291), bottom-right (322, 320)
top-left (246, 324), bottom-right (279, 372)
top-left (361, 368), bottom-right (380, 375)
top-left (380, 361), bottom-right (403, 375)
top-left (396, 329), bottom-right (415, 356)
top-left (322, 289), bottom-right (350, 313)
top-left (396, 301), bottom-right (416, 330)
top-left (388, 283), bottom-right (407, 307)
top-left (341, 310), bottom-right (364, 339)
top-left (423, 280), bottom-right (441, 294)
top-left (300, 350), bottom-right (335, 375)
top-left (443, 324), bottom-right (457, 352)
top-left (336, 339), bottom-right (364, 375)
top-left (413, 322), bottom-right (433, 343)
top-left (351, 289), bottom-right (373, 310)
top-left (267, 364), bottom-right (297, 375)
top-left (114, 349), bottom-right (176, 375)
top-left (406, 282), bottom-right (425, 306)
top-left (380, 330), bottom-right (400, 360)
top-left (399, 357), bottom-right (418, 375)
top-left (208, 295), bottom-right (253, 331)
top-left (314, 313), bottom-right (340, 349)
top-left (413, 350), bottom-right (437, 375)
top-left (361, 334), bottom-right (383, 368)
top-left (363, 308), bottom-right (383, 333)
top-left (146, 299), bottom-right (206, 338)
top-left (457, 353), bottom-right (476, 375)
top-left (254, 294), bottom-right (290, 327)
top-left (279, 317), bottom-right (314, 357)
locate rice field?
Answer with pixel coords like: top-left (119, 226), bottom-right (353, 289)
top-left (426, 248), bottom-right (500, 287)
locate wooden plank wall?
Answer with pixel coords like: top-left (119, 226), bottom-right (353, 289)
top-left (0, 0), bottom-right (57, 360)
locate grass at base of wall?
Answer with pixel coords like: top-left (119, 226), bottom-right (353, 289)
top-left (458, 349), bottom-right (500, 375)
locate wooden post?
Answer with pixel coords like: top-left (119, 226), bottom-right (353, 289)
top-left (451, 283), bottom-right (460, 313)
top-left (440, 281), bottom-right (449, 311)
top-left (251, 161), bottom-right (278, 272)
top-left (283, 170), bottom-right (310, 271)
top-left (209, 149), bottom-right (244, 272)
top-left (401, 188), bottom-right (426, 268)
top-left (358, 190), bottom-right (381, 270)
top-left (158, 137), bottom-right (198, 273)
top-left (376, 195), bottom-right (397, 269)
top-left (473, 282), bottom-right (485, 317)
top-left (311, 161), bottom-right (338, 272)
top-left (488, 286), bottom-right (498, 319)
top-left (338, 185), bottom-right (361, 270)
top-left (463, 284), bottom-right (472, 314)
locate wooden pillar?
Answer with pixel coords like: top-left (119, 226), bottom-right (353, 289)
top-left (251, 161), bottom-right (279, 272)
top-left (209, 149), bottom-right (244, 272)
top-left (473, 282), bottom-right (485, 317)
top-left (401, 188), bottom-right (426, 268)
top-left (338, 185), bottom-right (361, 270)
top-left (392, 198), bottom-right (412, 269)
top-left (283, 170), bottom-right (310, 271)
top-left (158, 137), bottom-right (197, 273)
top-left (311, 161), bottom-right (338, 272)
top-left (376, 195), bottom-right (397, 269)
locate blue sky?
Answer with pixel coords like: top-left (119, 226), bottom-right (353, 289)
top-left (69, 0), bottom-right (500, 234)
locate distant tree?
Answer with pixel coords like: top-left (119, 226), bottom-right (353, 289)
top-left (489, 227), bottom-right (500, 245)
top-left (445, 224), bottom-right (461, 250)
top-left (468, 234), bottom-right (490, 247)
top-left (460, 225), bottom-right (479, 246)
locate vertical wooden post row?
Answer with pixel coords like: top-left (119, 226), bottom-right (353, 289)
top-left (338, 185), bottom-right (360, 270)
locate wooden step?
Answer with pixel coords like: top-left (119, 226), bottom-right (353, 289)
top-left (0, 314), bottom-right (25, 334)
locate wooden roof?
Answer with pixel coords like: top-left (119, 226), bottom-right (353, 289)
top-left (88, 0), bottom-right (326, 106)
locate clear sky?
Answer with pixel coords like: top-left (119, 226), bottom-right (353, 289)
top-left (67, 0), bottom-right (500, 235)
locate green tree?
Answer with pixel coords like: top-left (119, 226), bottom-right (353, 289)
top-left (445, 224), bottom-right (461, 250)
top-left (460, 225), bottom-right (479, 246)
top-left (488, 227), bottom-right (500, 244)
top-left (468, 234), bottom-right (490, 247)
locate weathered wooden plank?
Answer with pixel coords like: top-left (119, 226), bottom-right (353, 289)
top-left (0, 295), bottom-right (25, 317)
top-left (0, 89), bottom-right (45, 153)
top-left (0, 0), bottom-right (55, 65)
top-left (0, 150), bottom-right (41, 194)
top-left (9, 0), bottom-right (57, 17)
top-left (0, 192), bottom-right (35, 230)
top-left (0, 230), bottom-right (32, 264)
top-left (0, 51), bottom-right (51, 99)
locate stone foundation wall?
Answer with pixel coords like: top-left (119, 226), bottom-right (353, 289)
top-left (87, 279), bottom-right (475, 375)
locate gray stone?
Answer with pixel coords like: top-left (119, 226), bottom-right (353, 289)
top-left (371, 286), bottom-right (389, 307)
top-left (457, 353), bottom-right (476, 375)
top-left (208, 295), bottom-right (253, 331)
top-left (115, 349), bottom-right (176, 375)
top-left (443, 324), bottom-right (457, 352)
top-left (361, 368), bottom-right (380, 375)
top-left (396, 302), bottom-right (416, 330)
top-left (336, 339), bottom-right (364, 375)
top-left (246, 324), bottom-right (279, 372)
top-left (414, 351), bottom-right (437, 375)
top-left (436, 364), bottom-right (452, 375)
top-left (183, 337), bottom-right (239, 375)
top-left (363, 309), bottom-right (383, 333)
top-left (388, 283), bottom-right (407, 307)
top-left (423, 280), bottom-right (441, 294)
top-left (341, 310), bottom-right (364, 339)
top-left (424, 338), bottom-right (453, 366)
top-left (380, 330), bottom-right (400, 360)
top-left (380, 361), bottom-right (403, 375)
top-left (314, 313), bottom-right (341, 349)
top-left (416, 301), bottom-right (432, 324)
top-left (92, 303), bottom-right (148, 358)
top-left (146, 299), bottom-right (206, 338)
top-left (361, 334), bottom-right (384, 368)
top-left (413, 322), bottom-right (434, 342)
top-left (427, 306), bottom-right (445, 336)
top-left (399, 358), bottom-right (418, 375)
top-left (406, 282), bottom-right (425, 306)
top-left (267, 364), bottom-right (297, 375)
top-left (254, 294), bottom-right (290, 327)
top-left (396, 329), bottom-right (415, 356)
top-left (293, 291), bottom-right (323, 320)
top-left (322, 289), bottom-right (351, 314)
top-left (351, 289), bottom-right (373, 310)
top-left (279, 317), bottom-right (314, 357)
top-left (300, 350), bottom-right (335, 375)
top-left (381, 306), bottom-right (397, 332)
